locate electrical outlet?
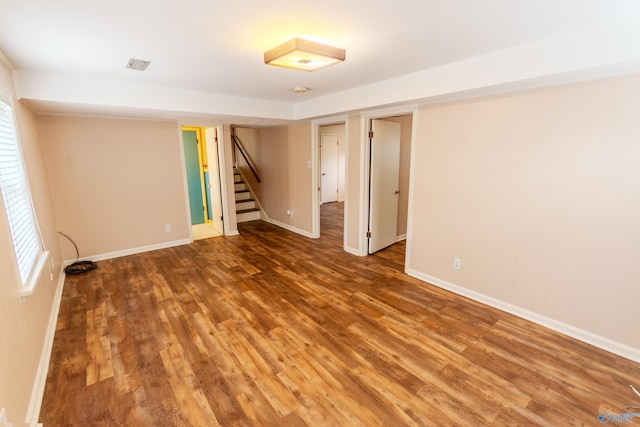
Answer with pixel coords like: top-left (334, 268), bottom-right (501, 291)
top-left (165, 224), bottom-right (171, 232)
top-left (453, 257), bottom-right (461, 270)
top-left (287, 210), bottom-right (292, 217)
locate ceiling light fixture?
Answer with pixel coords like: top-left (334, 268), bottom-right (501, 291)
top-left (293, 86), bottom-right (309, 93)
top-left (264, 38), bottom-right (345, 72)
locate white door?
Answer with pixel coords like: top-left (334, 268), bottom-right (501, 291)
top-left (368, 119), bottom-right (401, 254)
top-left (321, 134), bottom-right (339, 204)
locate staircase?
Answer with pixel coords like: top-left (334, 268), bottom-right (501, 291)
top-left (234, 168), bottom-right (261, 222)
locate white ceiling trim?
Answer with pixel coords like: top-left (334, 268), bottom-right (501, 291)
top-left (13, 71), bottom-right (295, 120)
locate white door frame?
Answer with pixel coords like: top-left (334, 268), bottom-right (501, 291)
top-left (359, 105), bottom-right (418, 257)
top-left (311, 116), bottom-right (348, 240)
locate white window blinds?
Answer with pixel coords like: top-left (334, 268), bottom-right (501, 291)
top-left (0, 99), bottom-right (41, 284)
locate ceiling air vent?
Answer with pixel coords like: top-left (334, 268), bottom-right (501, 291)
top-left (126, 58), bottom-right (151, 71)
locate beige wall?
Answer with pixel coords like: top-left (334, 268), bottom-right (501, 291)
top-left (408, 73), bottom-right (640, 351)
top-left (234, 124), bottom-right (313, 234)
top-left (0, 60), bottom-right (63, 423)
top-left (233, 126), bottom-right (260, 190)
top-left (38, 115), bottom-right (190, 260)
top-left (3, 64), bottom-right (636, 427)
top-left (344, 114), bottom-right (361, 252)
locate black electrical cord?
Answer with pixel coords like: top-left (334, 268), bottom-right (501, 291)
top-left (58, 231), bottom-right (98, 275)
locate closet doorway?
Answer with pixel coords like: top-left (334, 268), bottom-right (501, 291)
top-left (361, 110), bottom-right (414, 257)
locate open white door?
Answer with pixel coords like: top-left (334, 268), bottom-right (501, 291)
top-left (368, 119), bottom-right (401, 254)
top-left (321, 134), bottom-right (339, 204)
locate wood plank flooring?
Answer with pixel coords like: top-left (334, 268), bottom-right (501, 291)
top-left (40, 202), bottom-right (640, 426)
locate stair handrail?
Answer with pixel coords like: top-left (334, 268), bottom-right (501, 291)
top-left (231, 133), bottom-right (261, 183)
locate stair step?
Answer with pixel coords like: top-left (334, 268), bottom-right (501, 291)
top-left (233, 169), bottom-right (259, 222)
top-left (235, 190), bottom-right (250, 201)
top-left (236, 200), bottom-right (256, 211)
top-left (236, 209), bottom-right (261, 223)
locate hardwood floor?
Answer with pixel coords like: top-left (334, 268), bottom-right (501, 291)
top-left (40, 202), bottom-right (640, 426)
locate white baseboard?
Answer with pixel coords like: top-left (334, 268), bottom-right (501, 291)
top-left (406, 268), bottom-right (640, 364)
top-left (65, 238), bottom-right (192, 264)
top-left (25, 267), bottom-right (66, 426)
top-left (264, 218), bottom-right (315, 239)
top-left (396, 234), bottom-right (407, 242)
top-left (0, 407), bottom-right (10, 427)
top-left (344, 246), bottom-right (362, 256)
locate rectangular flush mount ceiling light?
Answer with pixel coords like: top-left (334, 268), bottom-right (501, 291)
top-left (264, 37), bottom-right (345, 71)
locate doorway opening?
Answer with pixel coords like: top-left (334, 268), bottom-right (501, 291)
top-left (312, 118), bottom-right (348, 246)
top-left (182, 126), bottom-right (224, 240)
top-left (318, 123), bottom-right (346, 246)
top-left (361, 109), bottom-right (414, 259)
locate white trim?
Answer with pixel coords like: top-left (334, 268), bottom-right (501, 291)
top-left (264, 218), bottom-right (315, 239)
top-left (344, 246), bottom-right (361, 257)
top-left (177, 124), bottom-right (194, 242)
top-left (396, 234), bottom-right (407, 242)
top-left (340, 121), bottom-right (349, 252)
top-left (359, 106), bottom-right (418, 257)
top-left (358, 116), bottom-right (368, 256)
top-left (310, 124), bottom-right (319, 239)
top-left (0, 407), bottom-right (12, 427)
top-left (25, 266), bottom-right (66, 427)
top-left (406, 269), bottom-right (640, 363)
top-left (19, 251), bottom-right (50, 297)
top-left (66, 238), bottom-right (191, 264)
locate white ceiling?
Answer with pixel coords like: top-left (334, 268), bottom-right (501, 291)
top-left (1, 0), bottom-right (640, 122)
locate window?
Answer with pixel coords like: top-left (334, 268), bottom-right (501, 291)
top-left (0, 96), bottom-right (46, 294)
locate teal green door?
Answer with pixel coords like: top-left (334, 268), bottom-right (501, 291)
top-left (183, 130), bottom-right (205, 225)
